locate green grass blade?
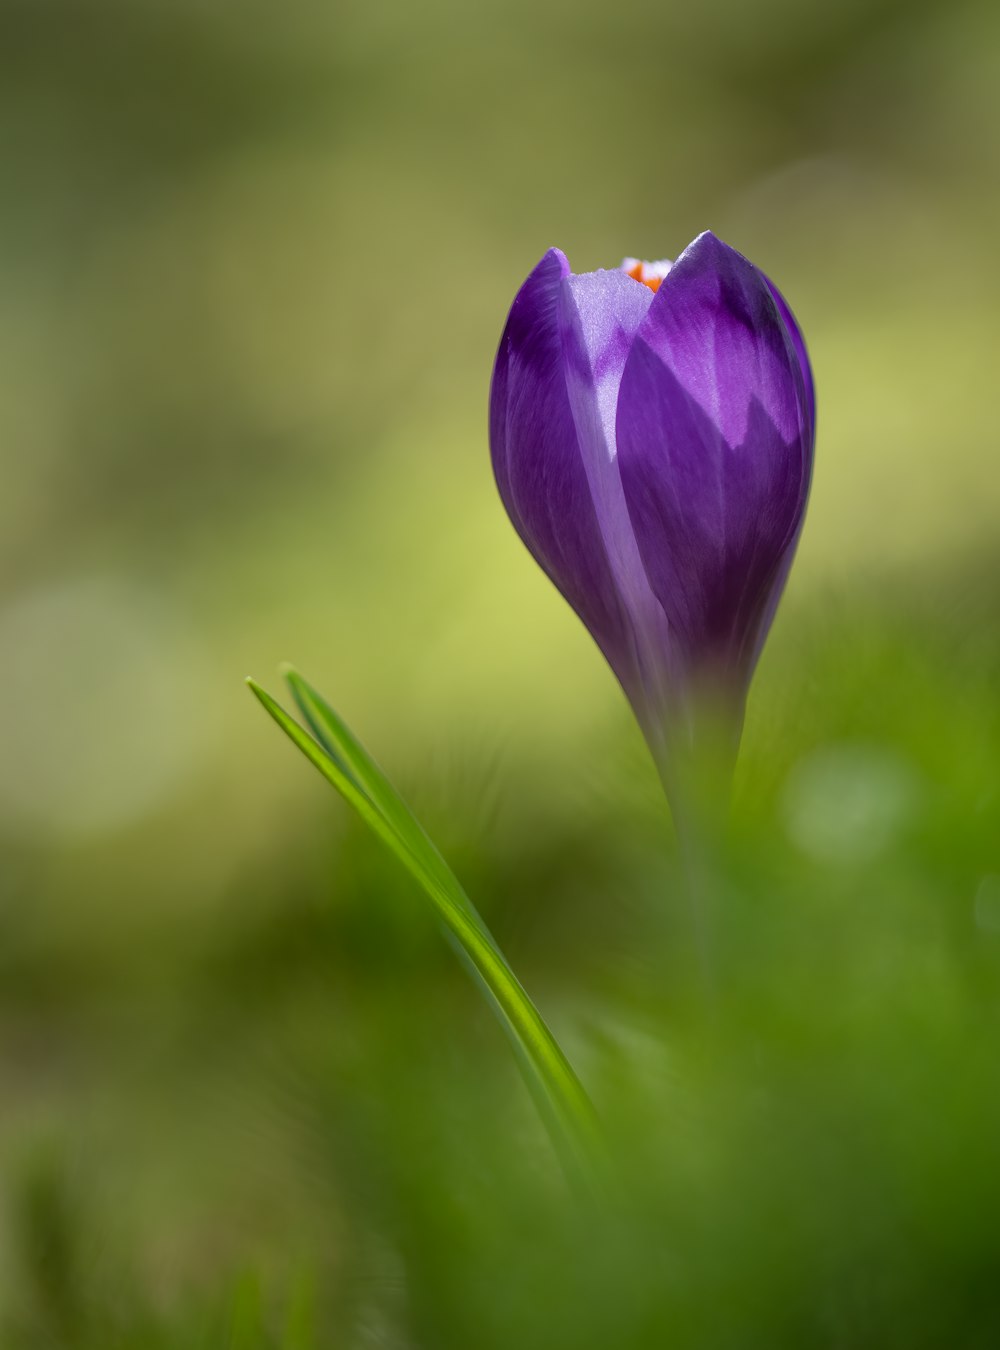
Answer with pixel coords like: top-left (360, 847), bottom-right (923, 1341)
top-left (247, 675), bottom-right (600, 1180)
top-left (246, 680), bottom-right (411, 867)
top-left (283, 666), bottom-right (490, 933)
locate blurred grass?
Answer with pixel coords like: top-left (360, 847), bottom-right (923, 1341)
top-left (1, 0), bottom-right (999, 1343)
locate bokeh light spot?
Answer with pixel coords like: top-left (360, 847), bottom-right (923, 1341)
top-left (974, 875), bottom-right (1000, 935)
top-left (0, 576), bottom-right (215, 840)
top-left (780, 742), bottom-right (922, 864)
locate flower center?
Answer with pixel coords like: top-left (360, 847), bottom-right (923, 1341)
top-left (621, 257), bottom-right (672, 293)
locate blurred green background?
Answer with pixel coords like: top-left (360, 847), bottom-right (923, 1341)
top-left (1, 0), bottom-right (999, 1344)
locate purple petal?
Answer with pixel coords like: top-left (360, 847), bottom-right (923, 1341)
top-left (489, 250), bottom-right (644, 693)
top-left (616, 231), bottom-right (814, 688)
top-left (557, 269), bottom-right (681, 715)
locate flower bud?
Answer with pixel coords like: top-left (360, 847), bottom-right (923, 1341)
top-left (489, 232), bottom-right (814, 776)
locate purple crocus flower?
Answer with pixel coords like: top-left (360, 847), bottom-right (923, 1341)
top-left (489, 231), bottom-right (814, 780)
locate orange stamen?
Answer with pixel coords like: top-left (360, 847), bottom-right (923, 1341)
top-left (625, 262), bottom-right (663, 293)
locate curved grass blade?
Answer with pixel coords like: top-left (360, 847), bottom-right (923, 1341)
top-left (283, 667), bottom-right (490, 935)
top-left (247, 675), bottom-right (600, 1182)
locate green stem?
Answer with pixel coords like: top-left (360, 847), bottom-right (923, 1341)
top-left (647, 695), bottom-right (739, 1009)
